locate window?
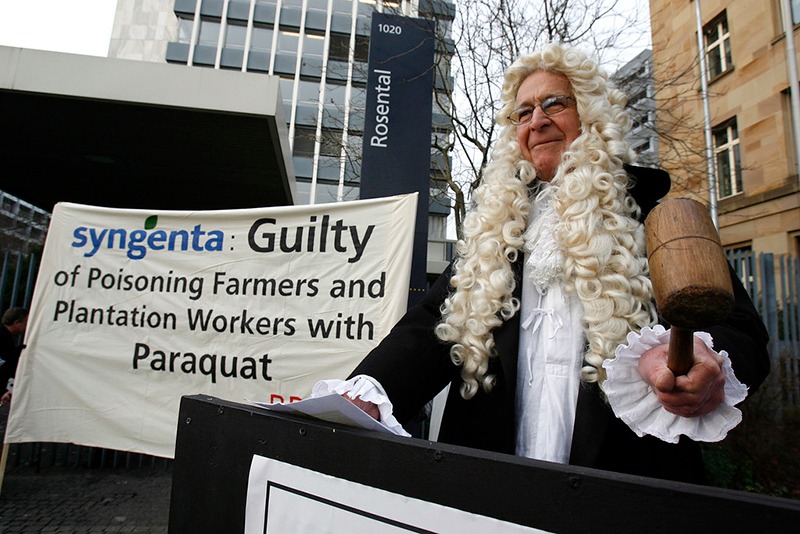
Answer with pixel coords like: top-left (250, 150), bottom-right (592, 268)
top-left (704, 12), bottom-right (732, 79)
top-left (349, 86), bottom-right (366, 108)
top-left (225, 23), bottom-right (247, 49)
top-left (634, 140), bottom-right (651, 154)
top-left (296, 79), bottom-right (320, 104)
top-left (353, 35), bottom-right (369, 63)
top-left (251, 26), bottom-right (273, 52)
top-left (713, 118), bottom-right (742, 198)
top-left (432, 131), bottom-right (451, 152)
top-left (326, 83), bottom-right (347, 107)
top-left (792, 0), bottom-right (800, 25)
top-left (292, 127), bottom-right (342, 158)
top-left (433, 92), bottom-right (452, 115)
top-left (177, 16), bottom-right (194, 44)
top-left (198, 19), bottom-right (220, 47)
top-left (293, 126), bottom-right (317, 157)
top-left (278, 30), bottom-right (299, 54)
top-left (319, 128), bottom-right (343, 157)
top-left (328, 33), bottom-right (369, 62)
top-left (279, 78), bottom-right (295, 108)
top-left (304, 33), bottom-right (325, 58)
top-left (332, 0), bottom-right (355, 16)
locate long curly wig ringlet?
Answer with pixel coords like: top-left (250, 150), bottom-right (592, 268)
top-left (434, 43), bottom-right (658, 400)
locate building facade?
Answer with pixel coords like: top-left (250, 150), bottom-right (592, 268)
top-left (108, 0), bottom-right (456, 276)
top-left (0, 191), bottom-right (50, 255)
top-left (612, 49), bottom-right (660, 169)
top-left (649, 0), bottom-right (799, 257)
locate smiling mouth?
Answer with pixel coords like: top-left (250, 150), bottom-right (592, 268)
top-left (533, 140), bottom-right (561, 149)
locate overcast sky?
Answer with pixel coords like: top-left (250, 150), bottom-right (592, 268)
top-left (0, 0), bottom-right (117, 56)
top-left (0, 0), bottom-right (651, 66)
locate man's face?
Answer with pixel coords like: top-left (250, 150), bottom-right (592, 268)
top-left (514, 71), bottom-right (581, 182)
top-left (10, 318), bottom-right (27, 336)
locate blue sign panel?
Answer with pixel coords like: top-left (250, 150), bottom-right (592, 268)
top-left (360, 13), bottom-right (435, 307)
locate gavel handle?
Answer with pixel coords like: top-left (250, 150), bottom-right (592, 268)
top-left (668, 325), bottom-right (695, 376)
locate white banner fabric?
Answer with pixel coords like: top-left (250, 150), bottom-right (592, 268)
top-left (5, 194), bottom-right (417, 458)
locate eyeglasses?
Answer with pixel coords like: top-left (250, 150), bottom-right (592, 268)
top-left (507, 95), bottom-right (575, 125)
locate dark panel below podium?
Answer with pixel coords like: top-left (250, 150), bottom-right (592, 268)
top-left (170, 395), bottom-right (799, 533)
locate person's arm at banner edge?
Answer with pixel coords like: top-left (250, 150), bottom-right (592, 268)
top-left (311, 376), bottom-right (410, 436)
top-left (313, 263), bottom-right (458, 429)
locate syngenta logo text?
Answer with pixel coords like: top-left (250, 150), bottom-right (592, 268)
top-left (71, 215), bottom-right (224, 260)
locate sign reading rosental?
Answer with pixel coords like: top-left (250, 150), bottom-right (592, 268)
top-left (360, 13), bottom-right (435, 307)
top-left (6, 195), bottom-right (417, 458)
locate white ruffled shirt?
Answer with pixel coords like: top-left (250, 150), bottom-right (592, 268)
top-left (515, 273), bottom-right (583, 463)
top-left (515, 183), bottom-right (583, 462)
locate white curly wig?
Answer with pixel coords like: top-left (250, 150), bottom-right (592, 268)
top-left (434, 43), bottom-right (658, 400)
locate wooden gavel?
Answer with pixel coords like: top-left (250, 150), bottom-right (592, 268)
top-left (645, 198), bottom-right (734, 375)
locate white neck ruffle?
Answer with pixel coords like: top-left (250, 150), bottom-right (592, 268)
top-left (522, 183), bottom-right (564, 293)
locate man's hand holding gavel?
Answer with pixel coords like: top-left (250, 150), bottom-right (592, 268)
top-left (638, 337), bottom-right (726, 417)
top-left (641, 197), bottom-right (734, 419)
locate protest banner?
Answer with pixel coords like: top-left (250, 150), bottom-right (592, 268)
top-left (5, 194), bottom-right (417, 458)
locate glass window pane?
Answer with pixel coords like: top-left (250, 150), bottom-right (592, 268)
top-left (297, 79), bottom-right (320, 103)
top-left (724, 38), bottom-right (732, 70)
top-left (280, 78), bottom-right (294, 106)
top-left (350, 86), bottom-right (365, 108)
top-left (198, 20), bottom-right (220, 46)
top-left (278, 30), bottom-right (299, 53)
top-left (225, 23), bottom-right (247, 49)
top-left (321, 130), bottom-right (342, 157)
top-left (340, 186), bottom-right (359, 202)
top-left (704, 22), bottom-right (718, 42)
top-left (178, 17), bottom-right (194, 43)
top-left (294, 127), bottom-right (316, 156)
top-left (325, 83), bottom-right (347, 107)
top-left (304, 34), bottom-right (325, 57)
top-left (354, 35), bottom-right (369, 62)
top-left (294, 179), bottom-right (312, 204)
top-left (318, 156), bottom-right (341, 180)
top-left (252, 26), bottom-right (273, 52)
top-left (714, 126), bottom-right (728, 147)
top-left (332, 0), bottom-right (354, 16)
top-left (708, 47), bottom-right (722, 78)
top-left (717, 152), bottom-right (731, 197)
top-left (329, 33), bottom-right (349, 61)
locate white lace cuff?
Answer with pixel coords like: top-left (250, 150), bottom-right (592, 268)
top-left (312, 375), bottom-right (411, 437)
top-left (602, 325), bottom-right (748, 444)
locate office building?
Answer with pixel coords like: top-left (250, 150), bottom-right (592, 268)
top-left (612, 49), bottom-right (660, 169)
top-left (108, 0), bottom-right (456, 277)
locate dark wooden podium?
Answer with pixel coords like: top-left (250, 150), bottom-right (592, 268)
top-left (170, 395), bottom-right (799, 532)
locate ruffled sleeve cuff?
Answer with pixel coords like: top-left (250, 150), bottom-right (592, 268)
top-left (312, 375), bottom-right (411, 437)
top-left (602, 325), bottom-right (748, 444)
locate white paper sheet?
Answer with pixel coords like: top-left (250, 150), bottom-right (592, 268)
top-left (252, 394), bottom-right (396, 434)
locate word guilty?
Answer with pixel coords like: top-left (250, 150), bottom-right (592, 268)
top-left (248, 215), bottom-right (375, 263)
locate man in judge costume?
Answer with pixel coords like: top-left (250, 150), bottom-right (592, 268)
top-left (315, 43), bottom-right (770, 483)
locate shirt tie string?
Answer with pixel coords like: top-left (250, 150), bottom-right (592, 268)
top-left (521, 307), bottom-right (564, 385)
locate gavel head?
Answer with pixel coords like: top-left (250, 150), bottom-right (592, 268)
top-left (645, 198), bottom-right (734, 330)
